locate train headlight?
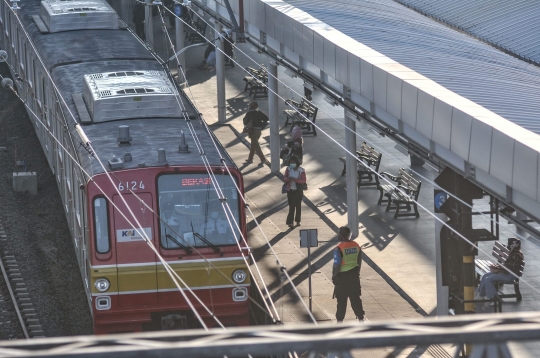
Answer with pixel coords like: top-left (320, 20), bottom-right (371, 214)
top-left (232, 269), bottom-right (247, 283)
top-left (94, 278), bottom-right (110, 292)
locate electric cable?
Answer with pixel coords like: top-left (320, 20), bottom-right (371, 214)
top-left (165, 3), bottom-right (537, 291)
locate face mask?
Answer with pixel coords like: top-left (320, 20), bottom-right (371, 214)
top-left (289, 164), bottom-right (297, 169)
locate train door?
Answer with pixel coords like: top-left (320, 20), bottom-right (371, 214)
top-left (113, 193), bottom-right (158, 306)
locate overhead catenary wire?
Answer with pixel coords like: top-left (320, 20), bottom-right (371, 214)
top-left (1, 4), bottom-right (253, 330)
top-left (183, 1), bottom-right (540, 249)
top-left (168, 3), bottom-right (537, 291)
top-left (0, 71), bottom-right (225, 331)
top-left (155, 5), bottom-right (317, 324)
top-left (3, 0), bottom-right (280, 327)
top-left (181, 0), bottom-right (533, 246)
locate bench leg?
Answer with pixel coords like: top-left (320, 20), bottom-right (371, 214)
top-left (394, 203), bottom-right (401, 218)
top-left (385, 197), bottom-right (393, 212)
top-left (514, 283), bottom-right (522, 301)
top-left (413, 203), bottom-right (420, 218)
top-left (341, 164), bottom-right (346, 176)
top-left (284, 115), bottom-right (291, 127)
top-left (377, 189), bottom-right (387, 205)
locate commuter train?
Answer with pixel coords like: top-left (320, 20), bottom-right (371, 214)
top-left (0, 0), bottom-right (250, 333)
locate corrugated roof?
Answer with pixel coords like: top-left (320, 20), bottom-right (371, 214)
top-left (396, 0), bottom-right (540, 64)
top-left (283, 0), bottom-right (540, 134)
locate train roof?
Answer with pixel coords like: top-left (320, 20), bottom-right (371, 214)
top-left (16, 1), bottom-right (234, 176)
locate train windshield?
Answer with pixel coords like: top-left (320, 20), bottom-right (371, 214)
top-left (157, 173), bottom-right (242, 249)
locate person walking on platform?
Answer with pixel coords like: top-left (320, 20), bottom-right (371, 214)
top-left (283, 156), bottom-right (307, 228)
top-left (333, 226), bottom-right (365, 322)
top-left (243, 101), bottom-right (269, 165)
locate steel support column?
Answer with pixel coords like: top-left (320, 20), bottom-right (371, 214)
top-left (434, 207), bottom-right (449, 316)
top-left (344, 101), bottom-right (358, 238)
top-left (145, 0), bottom-right (154, 49)
top-left (216, 23), bottom-right (226, 123)
top-left (268, 59), bottom-right (279, 172)
top-left (175, 7), bottom-right (185, 84)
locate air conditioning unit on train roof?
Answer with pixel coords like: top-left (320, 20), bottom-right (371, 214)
top-left (83, 70), bottom-right (183, 123)
top-left (40, 0), bottom-right (119, 33)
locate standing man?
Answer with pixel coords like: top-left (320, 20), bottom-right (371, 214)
top-left (243, 101), bottom-right (269, 166)
top-left (332, 226), bottom-right (365, 322)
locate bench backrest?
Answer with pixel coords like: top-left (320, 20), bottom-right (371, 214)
top-left (299, 98), bottom-right (318, 119)
top-left (492, 241), bottom-right (524, 278)
top-left (398, 168), bottom-right (421, 200)
top-left (358, 142), bottom-right (382, 170)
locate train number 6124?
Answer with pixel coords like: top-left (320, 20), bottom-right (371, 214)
top-left (118, 181), bottom-right (145, 191)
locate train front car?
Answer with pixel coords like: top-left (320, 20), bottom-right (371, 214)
top-left (82, 70), bottom-right (250, 333)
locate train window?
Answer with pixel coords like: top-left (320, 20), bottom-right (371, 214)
top-left (26, 53), bottom-right (33, 88)
top-left (157, 173), bottom-right (241, 249)
top-left (93, 197), bottom-right (110, 254)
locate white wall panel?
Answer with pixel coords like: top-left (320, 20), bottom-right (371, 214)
top-left (347, 52), bottom-right (361, 94)
top-left (416, 90), bottom-right (434, 139)
top-left (359, 58), bottom-right (373, 102)
top-left (373, 66), bottom-right (387, 111)
top-left (312, 31), bottom-right (324, 70)
top-left (335, 46), bottom-right (348, 85)
top-left (432, 99), bottom-right (452, 149)
top-left (282, 13), bottom-right (294, 50)
top-left (302, 26), bottom-right (314, 63)
top-left (450, 109), bottom-right (472, 160)
top-left (272, 8), bottom-right (284, 43)
top-left (264, 3), bottom-right (275, 39)
top-left (401, 81), bottom-right (418, 128)
top-left (323, 37), bottom-right (336, 78)
top-left (468, 120), bottom-right (492, 173)
top-left (386, 73), bottom-right (402, 120)
top-left (293, 20), bottom-right (303, 55)
top-left (489, 130), bottom-right (515, 186)
top-left (513, 142), bottom-right (538, 198)
top-left (350, 90), bottom-right (370, 111)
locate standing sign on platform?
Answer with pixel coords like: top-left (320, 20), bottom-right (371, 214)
top-left (300, 229), bottom-right (318, 248)
top-left (300, 229), bottom-right (318, 313)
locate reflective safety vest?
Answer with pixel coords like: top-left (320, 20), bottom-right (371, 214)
top-left (337, 241), bottom-right (360, 273)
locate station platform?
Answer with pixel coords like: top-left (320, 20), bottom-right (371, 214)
top-left (145, 13), bottom-right (540, 357)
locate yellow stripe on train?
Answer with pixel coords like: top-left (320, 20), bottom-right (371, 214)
top-left (90, 259), bottom-right (248, 294)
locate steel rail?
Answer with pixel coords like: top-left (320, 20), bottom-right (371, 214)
top-left (0, 248), bottom-right (29, 339)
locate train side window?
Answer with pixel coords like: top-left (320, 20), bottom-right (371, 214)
top-left (93, 197), bottom-right (110, 254)
top-left (27, 55), bottom-right (33, 88)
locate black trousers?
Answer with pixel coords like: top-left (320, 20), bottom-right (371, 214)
top-left (286, 189), bottom-right (303, 225)
top-left (334, 267), bottom-right (364, 321)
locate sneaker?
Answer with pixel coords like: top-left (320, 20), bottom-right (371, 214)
top-left (295, 222), bottom-right (301, 226)
top-left (287, 224), bottom-right (294, 228)
top-left (244, 159), bottom-right (253, 164)
top-left (489, 302), bottom-right (495, 307)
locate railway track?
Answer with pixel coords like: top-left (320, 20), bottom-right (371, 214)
top-left (0, 223), bottom-right (43, 340)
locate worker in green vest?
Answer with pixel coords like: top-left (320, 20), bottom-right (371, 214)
top-left (332, 226), bottom-right (365, 322)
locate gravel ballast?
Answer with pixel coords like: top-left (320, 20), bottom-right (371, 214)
top-left (0, 63), bottom-right (93, 338)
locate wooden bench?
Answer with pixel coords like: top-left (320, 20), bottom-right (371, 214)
top-left (338, 142), bottom-right (382, 187)
top-left (475, 240), bottom-right (524, 302)
top-left (243, 67), bottom-right (268, 99)
top-left (185, 18), bottom-right (207, 44)
top-left (283, 98), bottom-right (318, 136)
top-left (377, 168), bottom-right (421, 218)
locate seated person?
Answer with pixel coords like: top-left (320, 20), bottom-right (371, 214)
top-left (199, 43), bottom-right (216, 70)
top-left (280, 125), bottom-right (304, 165)
top-left (477, 239), bottom-right (524, 301)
